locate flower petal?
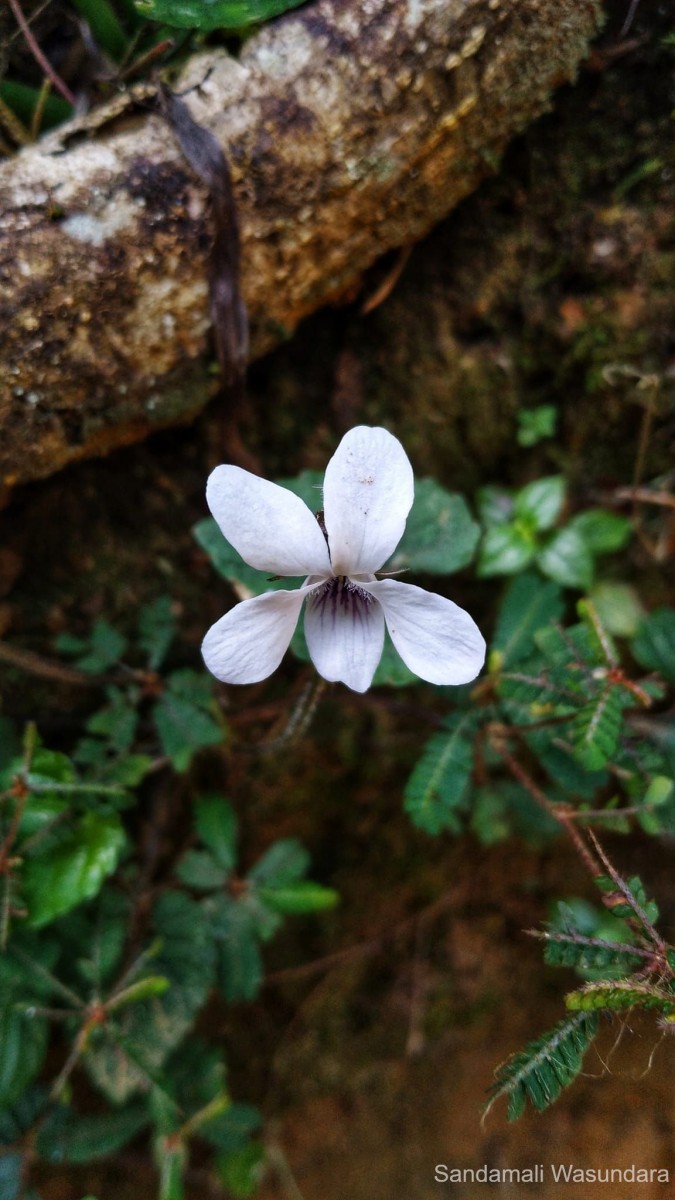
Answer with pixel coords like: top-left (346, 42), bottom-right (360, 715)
top-left (304, 579), bottom-right (385, 693)
top-left (207, 466), bottom-right (331, 576)
top-left (364, 579), bottom-right (486, 685)
top-left (202, 588), bottom-right (310, 684)
top-left (323, 427), bottom-right (414, 575)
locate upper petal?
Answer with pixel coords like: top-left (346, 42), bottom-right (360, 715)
top-left (207, 466), bottom-right (331, 576)
top-left (202, 587), bottom-right (311, 684)
top-left (304, 579), bottom-right (385, 693)
top-left (364, 578), bottom-right (486, 685)
top-left (322, 427), bottom-right (414, 575)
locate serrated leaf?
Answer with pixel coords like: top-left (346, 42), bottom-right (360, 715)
top-left (489, 573), bottom-right (565, 670)
top-left (22, 813), bottom-right (126, 928)
top-left (477, 524), bottom-right (536, 577)
top-left (404, 714), bottom-right (475, 835)
top-left (86, 688), bottom-right (139, 755)
top-left (514, 476), bottom-right (565, 532)
top-left (138, 596), bottom-right (176, 670)
top-left (71, 620), bottom-right (128, 674)
top-left (537, 527), bottom-right (594, 590)
top-left (154, 674), bottom-right (222, 771)
top-left (387, 479), bottom-right (480, 575)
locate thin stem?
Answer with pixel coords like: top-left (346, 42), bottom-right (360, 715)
top-left (7, 0), bottom-right (77, 106)
top-left (258, 676), bottom-right (327, 754)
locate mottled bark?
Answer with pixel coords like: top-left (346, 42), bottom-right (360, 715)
top-left (0, 0), bottom-right (602, 487)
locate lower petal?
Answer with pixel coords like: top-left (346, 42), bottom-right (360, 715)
top-left (202, 588), bottom-right (308, 684)
top-left (304, 579), bottom-right (385, 693)
top-left (364, 578), bottom-right (486, 685)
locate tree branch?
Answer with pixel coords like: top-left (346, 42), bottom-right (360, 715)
top-left (0, 0), bottom-right (603, 487)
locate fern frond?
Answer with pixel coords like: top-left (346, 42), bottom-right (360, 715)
top-left (569, 685), bottom-right (631, 771)
top-left (530, 928), bottom-right (646, 974)
top-left (484, 1012), bottom-right (598, 1122)
top-left (404, 714), bottom-right (475, 835)
top-left (566, 979), bottom-right (675, 1015)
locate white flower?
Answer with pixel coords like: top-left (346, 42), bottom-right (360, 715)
top-left (202, 426), bottom-right (486, 693)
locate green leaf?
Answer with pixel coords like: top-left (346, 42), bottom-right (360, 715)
top-left (206, 895), bottom-right (264, 1003)
top-left (36, 1103), bottom-right (149, 1164)
top-left (566, 980), bottom-right (675, 1015)
top-left (154, 672), bottom-right (223, 771)
top-left (70, 0), bottom-right (130, 60)
top-left (589, 582), bottom-right (644, 638)
top-left (176, 851), bottom-right (229, 890)
top-left (275, 470), bottom-right (324, 509)
top-left (369, 635), bottom-right (418, 687)
top-left (22, 813), bottom-right (126, 928)
top-left (404, 714), bottom-right (475, 835)
top-left (475, 486), bottom-right (513, 527)
top-left (514, 476), bottom-right (565, 532)
top-left (194, 796), bottom-right (237, 874)
top-left (201, 1102), bottom-right (262, 1152)
top-left (536, 527), bottom-right (594, 590)
top-left (594, 873), bottom-right (659, 925)
top-left (134, 0), bottom-right (308, 32)
top-left (477, 524), bottom-right (536, 577)
top-left (247, 839), bottom-right (309, 887)
top-left (194, 519), bottom-right (292, 594)
top-left (489, 573), bottom-right (564, 671)
top-left (484, 1013), bottom-right (598, 1121)
top-left (257, 881), bottom-right (339, 914)
top-left (569, 685), bottom-right (630, 772)
top-left (138, 596), bottom-right (176, 671)
top-left (0, 79), bottom-right (72, 132)
top-left (64, 620), bottom-right (128, 673)
top-left (86, 688), bottom-right (139, 755)
top-left (0, 1004), bottom-right (49, 1108)
top-left (85, 893), bottom-right (216, 1103)
top-left (516, 405), bottom-right (557, 447)
top-left (568, 509), bottom-right (632, 555)
top-left (216, 1142), bottom-right (265, 1199)
top-left (386, 479), bottom-right (480, 575)
top-left (632, 609), bottom-right (675, 685)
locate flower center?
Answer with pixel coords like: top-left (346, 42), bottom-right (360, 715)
top-left (308, 576), bottom-right (374, 623)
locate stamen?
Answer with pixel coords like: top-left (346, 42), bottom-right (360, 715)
top-left (307, 576), bottom-right (374, 628)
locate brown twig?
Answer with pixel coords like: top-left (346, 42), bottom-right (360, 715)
top-left (7, 0), bottom-right (77, 106)
top-left (0, 640), bottom-right (109, 687)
